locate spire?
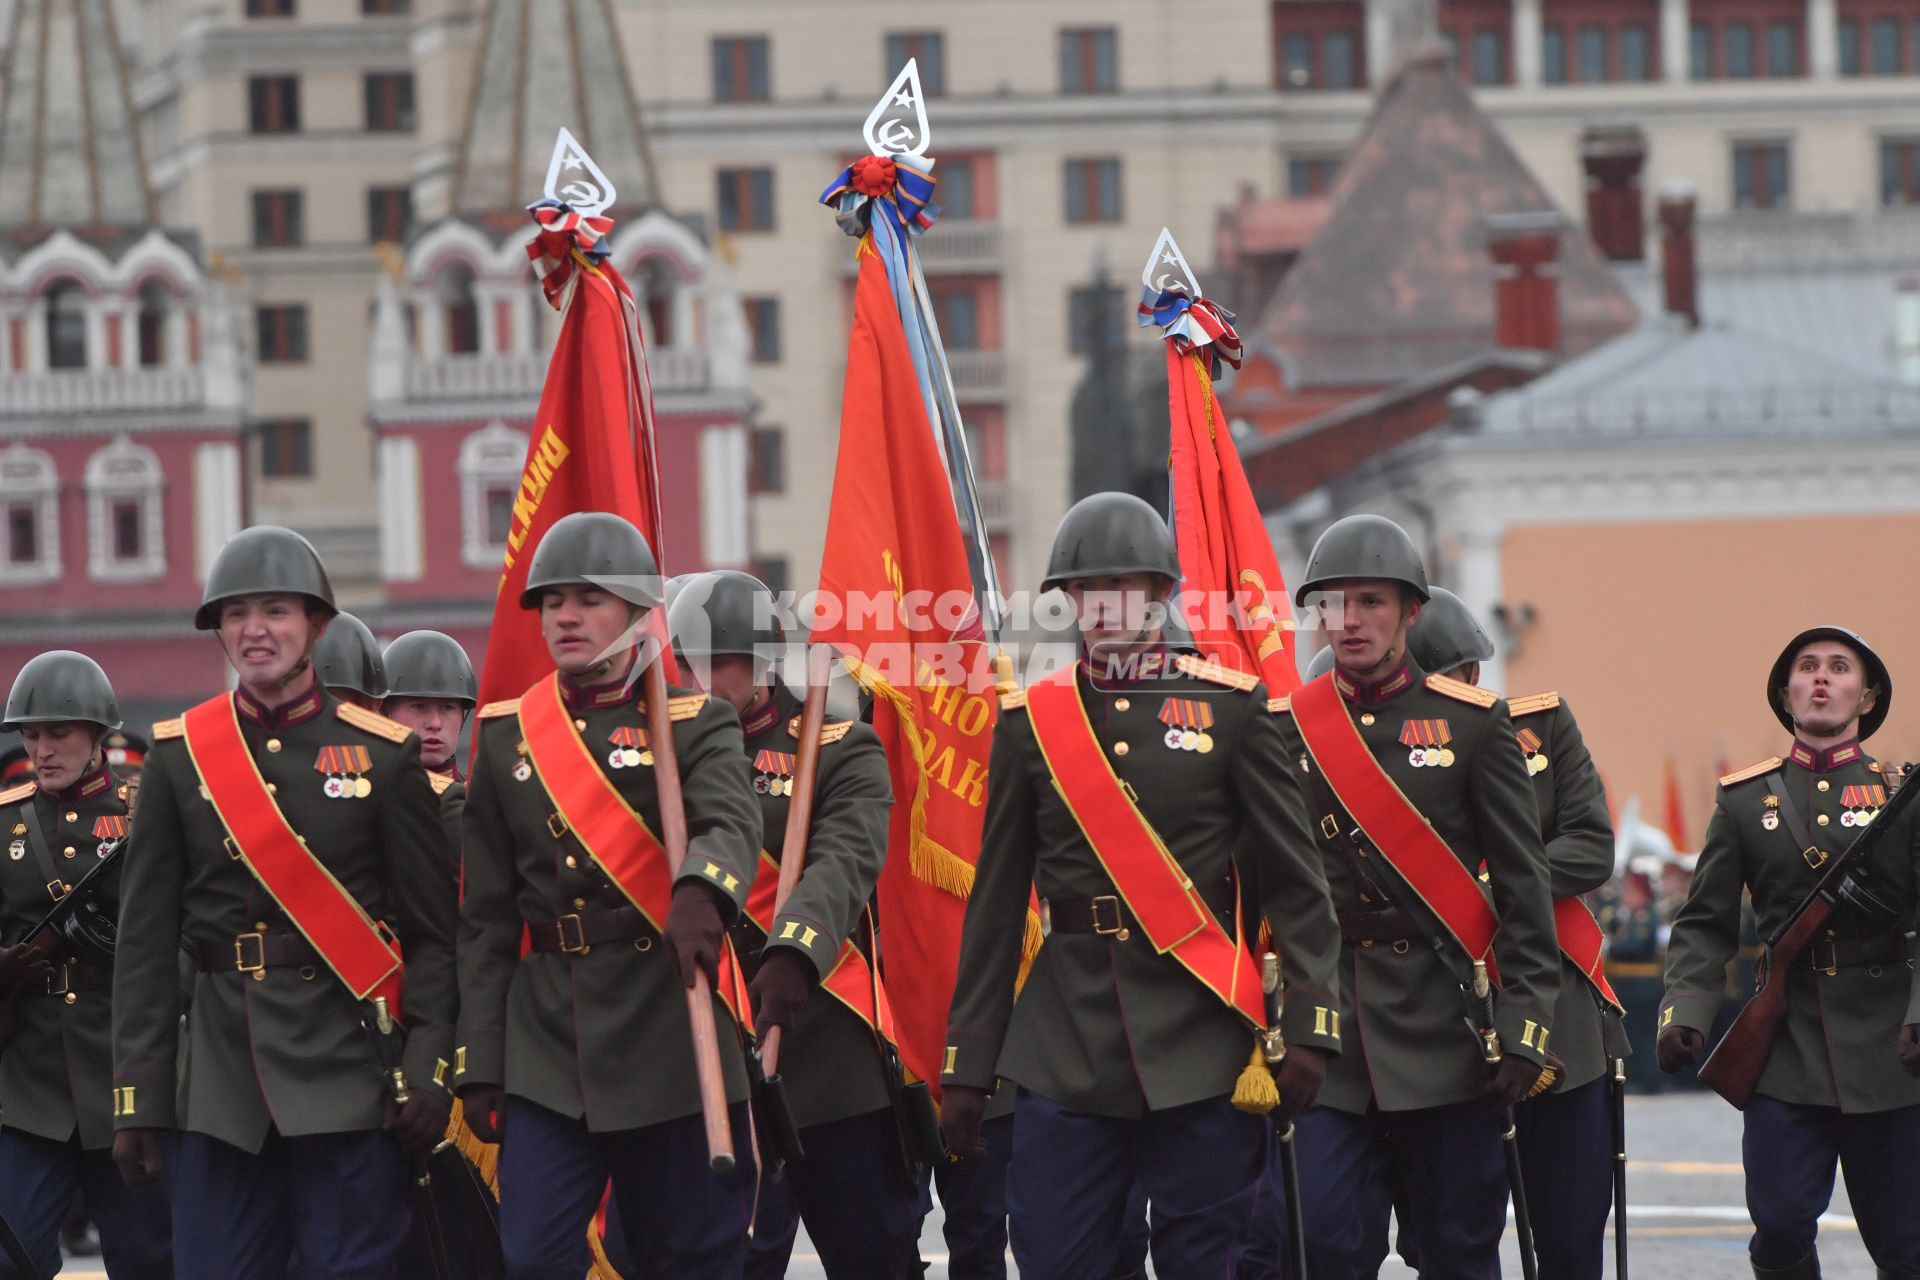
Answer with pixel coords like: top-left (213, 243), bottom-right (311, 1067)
top-left (0, 0), bottom-right (157, 230)
top-left (449, 0), bottom-right (659, 219)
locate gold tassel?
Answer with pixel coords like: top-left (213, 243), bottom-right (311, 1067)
top-left (1231, 1040), bottom-right (1280, 1115)
top-left (587, 1218), bottom-right (623, 1280)
top-left (443, 1105), bottom-right (498, 1197)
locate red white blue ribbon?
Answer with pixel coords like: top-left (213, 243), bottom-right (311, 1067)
top-left (1138, 284), bottom-right (1243, 376)
top-left (526, 198), bottom-right (616, 309)
top-left (820, 155), bottom-right (940, 245)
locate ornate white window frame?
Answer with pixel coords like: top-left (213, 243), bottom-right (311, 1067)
top-left (0, 443), bottom-right (60, 585)
top-left (84, 437), bottom-right (165, 583)
top-left (459, 419), bottom-right (528, 570)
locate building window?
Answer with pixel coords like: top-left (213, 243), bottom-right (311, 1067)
top-left (885, 31), bottom-right (946, 96)
top-left (256, 305), bottom-right (309, 363)
top-left (964, 407), bottom-right (1008, 481)
top-left (1577, 25), bottom-right (1608, 80)
top-left (361, 0), bottom-right (411, 13)
top-left (940, 156), bottom-right (978, 219)
top-left (438, 264), bottom-right (480, 356)
top-left (752, 558), bottom-right (790, 596)
top-left (1543, 26), bottom-right (1567, 82)
top-left (251, 190), bottom-right (304, 248)
top-left (933, 288), bottom-right (980, 350)
top-left (749, 426), bottom-right (785, 495)
top-left (1067, 284), bottom-right (1127, 356)
top-left (259, 419), bottom-right (313, 479)
top-left (743, 297), bottom-right (780, 364)
top-left (367, 186), bottom-right (412, 243)
top-left (0, 445), bottom-right (59, 584)
top-left (364, 72), bottom-right (415, 132)
top-left (1765, 21), bottom-right (1799, 75)
top-left (84, 438), bottom-right (164, 582)
top-left (1275, 4), bottom-right (1366, 90)
top-left (1063, 157), bottom-right (1122, 224)
top-left (1471, 29), bottom-right (1507, 84)
top-left (44, 282), bottom-right (88, 370)
top-left (136, 281), bottom-right (170, 368)
top-left (1836, 3), bottom-right (1913, 75)
top-left (712, 36), bottom-right (771, 103)
top-left (459, 420), bottom-right (529, 569)
top-left (246, 0), bottom-right (294, 15)
top-left (248, 75), bottom-right (300, 134)
top-left (1547, 15), bottom-right (1656, 84)
top-left (1287, 155), bottom-right (1341, 197)
top-left (1881, 139), bottom-right (1920, 205)
top-left (717, 168), bottom-right (775, 232)
top-left (1733, 142), bottom-right (1790, 210)
top-left (1060, 27), bottom-right (1118, 93)
top-left (1620, 23), bottom-right (1653, 78)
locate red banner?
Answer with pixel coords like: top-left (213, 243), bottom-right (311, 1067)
top-left (1166, 344), bottom-right (1299, 695)
top-left (812, 248), bottom-right (1035, 1096)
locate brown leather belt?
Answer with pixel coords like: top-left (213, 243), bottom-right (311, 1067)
top-left (1048, 876), bottom-right (1236, 938)
top-left (1338, 908), bottom-right (1425, 948)
top-left (35, 961), bottom-right (108, 996)
top-left (527, 905), bottom-right (655, 955)
top-left (1809, 933), bottom-right (1911, 974)
top-left (194, 930), bottom-right (318, 975)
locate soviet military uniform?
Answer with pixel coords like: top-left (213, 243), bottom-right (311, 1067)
top-left (427, 770), bottom-right (465, 881)
top-left (1275, 662), bottom-right (1561, 1278)
top-left (0, 763), bottom-right (170, 1280)
top-left (1663, 738), bottom-right (1920, 1273)
top-left (456, 675), bottom-right (762, 1279)
top-left (728, 683), bottom-right (919, 1280)
top-left (944, 649), bottom-right (1343, 1280)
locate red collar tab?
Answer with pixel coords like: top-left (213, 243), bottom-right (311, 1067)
top-left (1333, 660), bottom-right (1416, 708)
top-left (740, 690), bottom-right (784, 739)
top-left (235, 685), bottom-right (325, 729)
top-left (1789, 739), bottom-right (1862, 773)
top-left (45, 761), bottom-right (114, 805)
top-left (560, 676), bottom-right (635, 711)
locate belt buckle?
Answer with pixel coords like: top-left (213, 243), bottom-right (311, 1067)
top-left (547, 812), bottom-right (570, 841)
top-left (555, 914), bottom-right (588, 954)
top-left (44, 961), bottom-right (72, 997)
top-left (1810, 938), bottom-right (1838, 976)
top-left (1089, 895), bottom-right (1125, 937)
top-left (1803, 846), bottom-right (1828, 870)
top-left (234, 931), bottom-right (266, 974)
top-left (1320, 814), bottom-right (1339, 841)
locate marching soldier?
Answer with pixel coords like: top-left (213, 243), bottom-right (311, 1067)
top-left (382, 630), bottom-right (478, 873)
top-left (1276, 516), bottom-right (1561, 1278)
top-left (669, 570), bottom-right (920, 1280)
top-left (313, 610), bottom-right (389, 712)
top-left (110, 526), bottom-right (456, 1279)
top-left (0, 652), bottom-right (170, 1279)
top-left (1405, 587), bottom-right (1625, 1280)
top-left (1658, 627), bottom-right (1920, 1279)
top-left (454, 512), bottom-right (763, 1280)
top-left (940, 492), bottom-right (1343, 1279)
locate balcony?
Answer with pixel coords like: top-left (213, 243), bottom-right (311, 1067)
top-left (977, 478), bottom-right (1013, 528)
top-left (404, 347), bottom-right (714, 403)
top-left (842, 221), bottom-right (1004, 275)
top-left (945, 349), bottom-right (1007, 401)
top-left (0, 367), bottom-right (205, 415)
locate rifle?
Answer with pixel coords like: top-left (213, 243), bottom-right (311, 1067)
top-left (1260, 952), bottom-right (1311, 1280)
top-left (1697, 761), bottom-right (1919, 1109)
top-left (0, 835), bottom-right (125, 1050)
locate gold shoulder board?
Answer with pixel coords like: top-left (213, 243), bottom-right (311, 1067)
top-left (789, 717), bottom-right (856, 745)
top-left (336, 702), bottom-right (414, 744)
top-left (476, 699), bottom-right (521, 720)
top-left (1427, 674), bottom-right (1499, 708)
top-left (668, 693), bottom-right (709, 722)
top-left (1506, 692), bottom-right (1561, 718)
top-left (428, 772), bottom-right (455, 796)
top-left (1267, 695), bottom-right (1291, 714)
top-left (1719, 757), bottom-right (1784, 787)
top-left (152, 717), bottom-right (186, 740)
top-left (999, 688), bottom-right (1028, 712)
top-left (1174, 653), bottom-right (1260, 691)
top-left (0, 781), bottom-right (37, 806)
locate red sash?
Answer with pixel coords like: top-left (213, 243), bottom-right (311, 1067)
top-left (1024, 670), bottom-right (1263, 1027)
top-left (517, 672), bottom-right (748, 1021)
top-left (1291, 674), bottom-right (1501, 972)
top-left (742, 851), bottom-right (896, 1042)
top-left (180, 694), bottom-right (403, 1012)
top-left (1555, 897), bottom-right (1623, 1013)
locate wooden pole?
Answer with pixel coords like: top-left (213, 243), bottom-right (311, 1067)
top-left (757, 643), bottom-right (834, 1077)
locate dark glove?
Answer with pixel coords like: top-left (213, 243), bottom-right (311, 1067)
top-left (1273, 1046), bottom-right (1328, 1123)
top-left (112, 1128), bottom-right (166, 1188)
top-left (664, 882), bottom-right (727, 989)
top-left (1655, 1025), bottom-right (1706, 1075)
top-left (0, 942), bottom-right (51, 995)
top-left (939, 1084), bottom-right (989, 1161)
top-left (749, 949), bottom-right (815, 1040)
top-left (459, 1085), bottom-right (507, 1144)
top-left (387, 1088), bottom-right (452, 1161)
top-left (1899, 1024), bottom-right (1920, 1079)
top-left (1485, 1054), bottom-right (1544, 1107)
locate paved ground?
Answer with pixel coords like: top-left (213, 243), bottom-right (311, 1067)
top-left (56, 1092), bottom-right (1882, 1279)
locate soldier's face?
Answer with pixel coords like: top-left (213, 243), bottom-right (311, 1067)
top-left (540, 585), bottom-right (642, 678)
top-left (691, 655), bottom-right (761, 717)
top-left (383, 697), bottom-right (466, 770)
top-left (1063, 573), bottom-right (1169, 652)
top-left (1321, 579), bottom-right (1419, 676)
top-left (1782, 641), bottom-right (1874, 738)
top-left (218, 594), bottom-right (321, 690)
top-left (21, 722), bottom-right (98, 793)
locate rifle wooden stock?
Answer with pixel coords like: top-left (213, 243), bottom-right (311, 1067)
top-left (757, 643), bottom-right (833, 1080)
top-left (643, 654), bottom-right (736, 1175)
top-left (1697, 895), bottom-right (1834, 1109)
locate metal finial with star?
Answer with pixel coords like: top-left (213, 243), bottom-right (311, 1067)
top-left (543, 127), bottom-right (616, 216)
top-left (1142, 227), bottom-right (1203, 298)
top-left (862, 58), bottom-right (932, 162)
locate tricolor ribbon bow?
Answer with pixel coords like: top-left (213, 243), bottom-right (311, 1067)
top-left (525, 198), bottom-right (615, 309)
top-left (820, 154), bottom-right (941, 244)
top-left (1137, 283), bottom-right (1243, 376)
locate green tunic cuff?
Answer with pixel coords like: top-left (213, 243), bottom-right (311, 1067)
top-left (940, 1029), bottom-right (1002, 1093)
top-left (676, 853), bottom-right (752, 923)
top-left (1494, 1001), bottom-right (1554, 1069)
top-left (1659, 992), bottom-right (1721, 1038)
top-left (1280, 989), bottom-right (1343, 1056)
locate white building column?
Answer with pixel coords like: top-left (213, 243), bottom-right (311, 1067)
top-left (191, 441), bottom-right (244, 580)
top-left (26, 298), bottom-right (48, 371)
top-left (413, 289), bottom-right (446, 359)
top-left (1451, 512), bottom-right (1510, 692)
top-left (1365, 0), bottom-right (1395, 87)
top-left (1807, 0), bottom-right (1838, 78)
top-left (1513, 0), bottom-right (1543, 86)
top-left (379, 435), bottom-right (424, 581)
top-left (165, 306), bottom-right (188, 368)
top-left (1661, 0), bottom-right (1691, 82)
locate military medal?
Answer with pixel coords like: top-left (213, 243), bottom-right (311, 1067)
top-left (512, 759), bottom-right (532, 782)
top-left (1158, 698), bottom-right (1214, 753)
top-left (606, 727), bottom-right (649, 770)
top-left (1515, 727), bottom-right (1547, 775)
top-left (93, 816), bottom-right (127, 859)
top-left (1840, 785), bottom-right (1886, 829)
top-left (7, 839), bottom-right (22, 860)
top-left (1400, 719), bottom-right (1452, 768)
top-left (1761, 793), bottom-right (1780, 830)
top-left (754, 749), bottom-right (797, 797)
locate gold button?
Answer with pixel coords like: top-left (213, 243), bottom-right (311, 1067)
top-left (1817, 779), bottom-right (1831, 792)
top-left (1114, 698), bottom-right (1131, 712)
top-left (635, 937), bottom-right (653, 953)
top-left (62, 846), bottom-right (75, 858)
top-left (1113, 741), bottom-right (1130, 757)
top-left (565, 856), bottom-right (578, 869)
top-left (1360, 713), bottom-right (1375, 726)
top-left (255, 921), bottom-right (268, 931)
top-left (64, 992), bottom-right (76, 1005)
top-left (267, 738), bottom-right (282, 753)
top-left (1359, 892), bottom-right (1372, 903)
top-left (299, 966), bottom-right (317, 981)
top-left (574, 719), bottom-right (587, 732)
top-left (1817, 814), bottom-right (1830, 827)
top-left (573, 897), bottom-right (586, 909)
top-left (64, 810), bottom-right (77, 823)
top-left (267, 783), bottom-right (278, 796)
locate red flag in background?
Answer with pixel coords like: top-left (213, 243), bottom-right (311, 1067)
top-left (1662, 756), bottom-right (1691, 852)
top-left (475, 205), bottom-right (675, 708)
top-left (813, 248), bottom-right (1037, 1097)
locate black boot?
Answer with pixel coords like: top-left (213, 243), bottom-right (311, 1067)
top-left (1751, 1252), bottom-right (1821, 1280)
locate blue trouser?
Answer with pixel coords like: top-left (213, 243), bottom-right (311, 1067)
top-left (925, 1112), bottom-right (1012, 1280)
top-left (1515, 1076), bottom-right (1613, 1280)
top-left (497, 1094), bottom-right (754, 1280)
top-left (1294, 1098), bottom-right (1507, 1280)
top-left (1006, 1089), bottom-right (1267, 1280)
top-left (172, 1128), bottom-right (404, 1280)
top-left (1744, 1095), bottom-right (1920, 1272)
top-left (745, 1106), bottom-right (919, 1280)
top-left (0, 1128), bottom-right (171, 1280)
top-left (1113, 1178), bottom-right (1151, 1277)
